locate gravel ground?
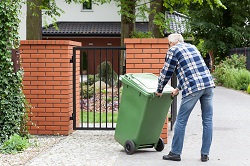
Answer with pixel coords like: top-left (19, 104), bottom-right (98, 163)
top-left (25, 131), bottom-right (121, 166)
top-left (0, 135), bottom-right (66, 166)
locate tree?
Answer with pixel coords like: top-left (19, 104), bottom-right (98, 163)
top-left (26, 0), bottom-right (87, 40)
top-left (189, 0), bottom-right (250, 64)
top-left (120, 0), bottom-right (136, 46)
top-left (26, 0), bottom-right (42, 39)
top-left (149, 0), bottom-right (165, 38)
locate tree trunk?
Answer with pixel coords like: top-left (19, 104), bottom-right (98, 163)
top-left (120, 0), bottom-right (135, 74)
top-left (209, 50), bottom-right (215, 72)
top-left (26, 0), bottom-right (42, 40)
top-left (120, 0), bottom-right (135, 47)
top-left (149, 0), bottom-right (164, 38)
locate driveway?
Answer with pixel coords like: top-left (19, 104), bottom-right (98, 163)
top-left (25, 86), bottom-right (250, 166)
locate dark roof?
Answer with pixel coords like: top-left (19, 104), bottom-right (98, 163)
top-left (165, 11), bottom-right (189, 34)
top-left (42, 12), bottom-right (188, 37)
top-left (42, 22), bottom-right (148, 37)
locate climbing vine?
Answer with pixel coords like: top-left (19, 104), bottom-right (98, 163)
top-left (0, 0), bottom-right (28, 144)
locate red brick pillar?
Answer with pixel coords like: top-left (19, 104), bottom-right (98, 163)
top-left (20, 40), bottom-right (81, 135)
top-left (124, 38), bottom-right (170, 143)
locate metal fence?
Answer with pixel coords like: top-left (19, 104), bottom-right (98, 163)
top-left (229, 47), bottom-right (250, 70)
top-left (72, 46), bottom-right (177, 131)
top-left (72, 47), bottom-right (125, 130)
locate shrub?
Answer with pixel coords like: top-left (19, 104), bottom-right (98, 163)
top-left (247, 84), bottom-right (250, 94)
top-left (221, 68), bottom-right (238, 89)
top-left (131, 31), bottom-right (153, 38)
top-left (0, 134), bottom-right (30, 154)
top-left (82, 75), bottom-right (99, 86)
top-left (214, 54), bottom-right (250, 92)
top-left (214, 67), bottom-right (250, 91)
top-left (222, 54), bottom-right (246, 69)
top-left (96, 61), bottom-right (118, 87)
top-left (234, 69), bottom-right (250, 90)
top-left (81, 84), bottom-right (94, 99)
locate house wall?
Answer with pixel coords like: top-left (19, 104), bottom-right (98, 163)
top-left (19, 4), bottom-right (27, 40)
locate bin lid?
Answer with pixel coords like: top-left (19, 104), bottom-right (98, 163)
top-left (120, 73), bottom-right (173, 96)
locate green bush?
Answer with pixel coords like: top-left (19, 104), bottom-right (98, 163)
top-left (234, 69), bottom-right (250, 90)
top-left (82, 75), bottom-right (99, 86)
top-left (214, 54), bottom-right (250, 92)
top-left (81, 84), bottom-right (94, 99)
top-left (222, 54), bottom-right (246, 69)
top-left (131, 31), bottom-right (153, 38)
top-left (247, 84), bottom-right (250, 94)
top-left (0, 134), bottom-right (30, 154)
top-left (221, 68), bottom-right (238, 89)
top-left (96, 61), bottom-right (118, 87)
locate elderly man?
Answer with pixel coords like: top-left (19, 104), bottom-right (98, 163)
top-left (155, 34), bottom-right (215, 162)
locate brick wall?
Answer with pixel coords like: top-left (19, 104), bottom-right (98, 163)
top-left (124, 38), bottom-right (170, 143)
top-left (20, 40), bottom-right (81, 135)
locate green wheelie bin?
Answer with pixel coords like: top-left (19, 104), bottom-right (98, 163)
top-left (114, 73), bottom-right (174, 155)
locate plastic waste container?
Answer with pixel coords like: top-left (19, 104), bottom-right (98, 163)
top-left (115, 73), bottom-right (174, 155)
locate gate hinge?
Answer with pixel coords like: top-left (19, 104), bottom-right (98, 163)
top-left (70, 113), bottom-right (74, 120)
top-left (70, 56), bottom-right (73, 63)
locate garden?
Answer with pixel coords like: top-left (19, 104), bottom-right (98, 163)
top-left (213, 54), bottom-right (250, 94)
top-left (80, 61), bottom-right (122, 124)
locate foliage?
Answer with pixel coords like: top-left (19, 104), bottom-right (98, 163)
top-left (216, 54), bottom-right (246, 70)
top-left (81, 84), bottom-right (95, 99)
top-left (37, 0), bottom-right (225, 38)
top-left (0, 0), bottom-right (28, 144)
top-left (234, 69), bottom-right (250, 90)
top-left (221, 54), bottom-right (246, 69)
top-left (96, 61), bottom-right (118, 87)
top-left (247, 84), bottom-right (250, 94)
top-left (189, 0), bottom-right (250, 60)
top-left (131, 31), bottom-right (153, 38)
top-left (82, 75), bottom-right (99, 86)
top-left (0, 134), bottom-right (30, 154)
top-left (214, 54), bottom-right (250, 92)
top-left (196, 39), bottom-right (208, 57)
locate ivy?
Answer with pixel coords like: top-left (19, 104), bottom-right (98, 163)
top-left (0, 0), bottom-right (28, 144)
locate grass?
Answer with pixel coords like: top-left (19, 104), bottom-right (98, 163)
top-left (80, 111), bottom-right (118, 123)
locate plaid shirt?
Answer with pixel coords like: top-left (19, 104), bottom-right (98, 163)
top-left (157, 42), bottom-right (215, 98)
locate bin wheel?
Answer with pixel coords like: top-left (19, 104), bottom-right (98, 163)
top-left (124, 140), bottom-right (136, 155)
top-left (154, 138), bottom-right (165, 152)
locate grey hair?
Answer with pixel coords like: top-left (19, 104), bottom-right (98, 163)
top-left (168, 34), bottom-right (184, 43)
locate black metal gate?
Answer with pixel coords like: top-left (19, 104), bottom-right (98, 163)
top-left (71, 46), bottom-right (177, 130)
top-left (72, 47), bottom-right (125, 130)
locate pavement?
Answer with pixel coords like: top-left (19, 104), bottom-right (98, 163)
top-left (25, 86), bottom-right (250, 166)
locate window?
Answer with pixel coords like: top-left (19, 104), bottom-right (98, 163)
top-left (83, 0), bottom-right (92, 10)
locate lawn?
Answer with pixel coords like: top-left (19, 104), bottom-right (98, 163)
top-left (80, 111), bottom-right (118, 123)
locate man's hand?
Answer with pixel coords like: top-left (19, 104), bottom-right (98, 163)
top-left (155, 92), bottom-right (163, 97)
top-left (171, 88), bottom-right (179, 97)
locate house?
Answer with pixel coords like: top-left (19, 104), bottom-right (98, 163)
top-left (19, 1), bottom-right (188, 41)
top-left (18, 0), bottom-right (188, 74)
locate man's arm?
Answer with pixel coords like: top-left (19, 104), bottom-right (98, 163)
top-left (157, 50), bottom-right (177, 93)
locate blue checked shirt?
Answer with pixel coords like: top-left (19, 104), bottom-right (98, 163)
top-left (157, 42), bottom-right (215, 98)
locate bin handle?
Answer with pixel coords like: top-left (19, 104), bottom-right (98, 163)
top-left (130, 74), bottom-right (153, 89)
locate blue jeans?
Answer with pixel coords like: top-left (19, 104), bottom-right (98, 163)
top-left (171, 87), bottom-right (214, 155)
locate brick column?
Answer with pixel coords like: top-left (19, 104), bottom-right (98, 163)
top-left (20, 40), bottom-right (81, 135)
top-left (124, 38), bottom-right (170, 143)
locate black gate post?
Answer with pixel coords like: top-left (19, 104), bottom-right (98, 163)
top-left (171, 73), bottom-right (177, 130)
top-left (72, 48), bottom-right (77, 130)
